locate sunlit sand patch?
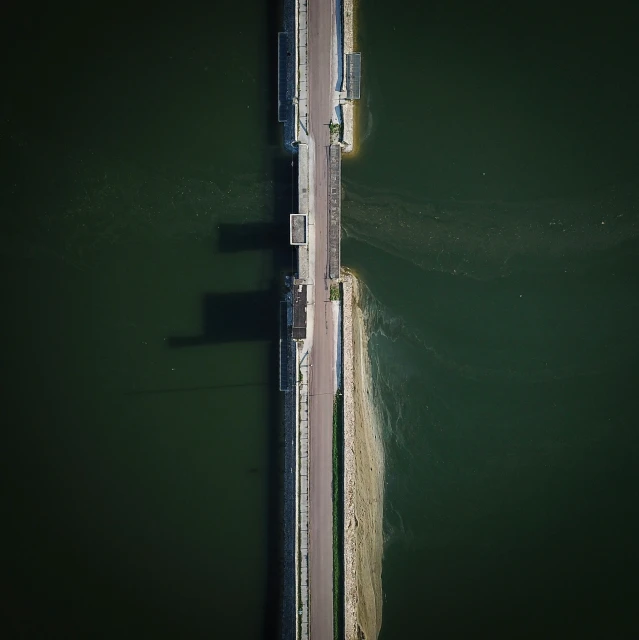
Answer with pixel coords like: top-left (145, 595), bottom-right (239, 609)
top-left (343, 271), bottom-right (384, 640)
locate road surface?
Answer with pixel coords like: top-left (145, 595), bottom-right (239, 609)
top-left (307, 0), bottom-right (335, 638)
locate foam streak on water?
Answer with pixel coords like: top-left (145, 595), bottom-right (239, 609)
top-left (342, 179), bottom-right (639, 281)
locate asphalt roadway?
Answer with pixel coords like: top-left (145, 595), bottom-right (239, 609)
top-left (307, 0), bottom-right (336, 638)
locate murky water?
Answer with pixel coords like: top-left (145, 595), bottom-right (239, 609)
top-left (343, 1), bottom-right (639, 637)
top-left (1, 2), bottom-right (290, 637)
top-left (4, 2), bottom-right (639, 638)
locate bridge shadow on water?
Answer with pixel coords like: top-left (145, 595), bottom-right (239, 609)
top-left (167, 291), bottom-right (279, 346)
top-left (167, 1), bottom-right (296, 634)
top-left (167, 181), bottom-right (294, 640)
top-left (167, 170), bottom-right (294, 640)
top-left (218, 221), bottom-right (289, 254)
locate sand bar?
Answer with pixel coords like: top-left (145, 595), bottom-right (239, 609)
top-left (342, 272), bottom-right (384, 640)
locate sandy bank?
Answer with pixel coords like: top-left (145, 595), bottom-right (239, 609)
top-left (342, 272), bottom-right (384, 640)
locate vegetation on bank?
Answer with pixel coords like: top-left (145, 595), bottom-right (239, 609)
top-left (330, 283), bottom-right (342, 301)
top-left (332, 389), bottom-right (345, 640)
top-left (328, 119), bottom-right (344, 144)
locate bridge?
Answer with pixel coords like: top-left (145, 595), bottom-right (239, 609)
top-left (279, 0), bottom-right (361, 638)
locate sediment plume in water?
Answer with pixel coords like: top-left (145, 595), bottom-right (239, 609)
top-left (0, 160), bottom-right (277, 267)
top-left (342, 179), bottom-right (639, 280)
top-left (342, 271), bottom-right (384, 640)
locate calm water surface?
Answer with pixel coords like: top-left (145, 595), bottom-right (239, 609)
top-left (2, 2), bottom-right (290, 637)
top-left (4, 1), bottom-right (639, 638)
top-left (343, 2), bottom-right (639, 638)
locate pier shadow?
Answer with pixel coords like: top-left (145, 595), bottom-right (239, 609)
top-left (167, 291), bottom-right (278, 346)
top-left (166, 168), bottom-right (294, 640)
top-left (164, 0), bottom-right (297, 637)
top-left (166, 53), bottom-right (297, 640)
top-left (218, 221), bottom-right (288, 253)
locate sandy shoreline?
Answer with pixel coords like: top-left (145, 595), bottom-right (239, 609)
top-left (342, 272), bottom-right (384, 640)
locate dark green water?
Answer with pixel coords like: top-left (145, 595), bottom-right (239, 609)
top-left (343, 1), bottom-right (639, 638)
top-left (4, 1), bottom-right (639, 638)
top-left (2, 2), bottom-right (291, 637)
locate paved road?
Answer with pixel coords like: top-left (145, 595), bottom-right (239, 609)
top-left (307, 0), bottom-right (335, 638)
